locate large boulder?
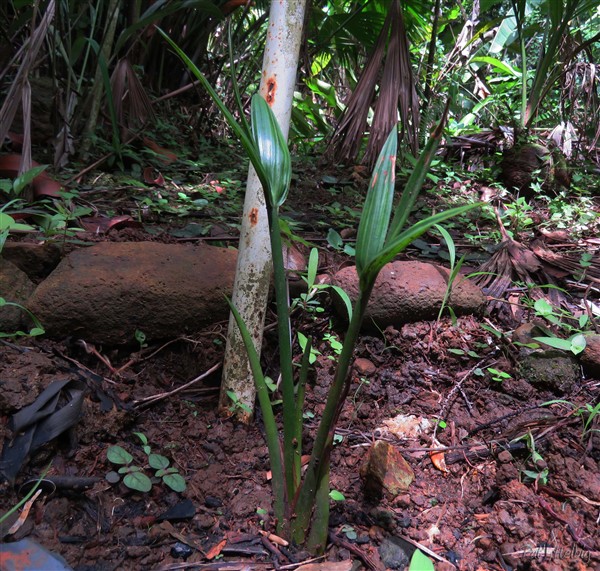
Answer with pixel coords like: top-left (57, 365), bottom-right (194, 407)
top-left (0, 259), bottom-right (36, 332)
top-left (331, 260), bottom-right (485, 330)
top-left (581, 334), bottom-right (600, 377)
top-left (1, 242), bottom-right (63, 280)
top-left (26, 242), bottom-right (237, 344)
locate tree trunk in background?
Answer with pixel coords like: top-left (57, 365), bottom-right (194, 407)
top-left (218, 0), bottom-right (307, 422)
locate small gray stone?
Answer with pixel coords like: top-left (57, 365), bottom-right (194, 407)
top-left (378, 536), bottom-right (413, 569)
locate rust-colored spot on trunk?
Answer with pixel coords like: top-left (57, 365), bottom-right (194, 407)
top-left (266, 76), bottom-right (277, 105)
top-left (249, 207), bottom-right (259, 225)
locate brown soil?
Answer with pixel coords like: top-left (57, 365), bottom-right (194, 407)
top-left (1, 167), bottom-right (599, 571)
top-left (1, 303), bottom-right (598, 570)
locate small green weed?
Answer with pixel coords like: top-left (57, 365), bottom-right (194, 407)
top-left (0, 297), bottom-right (45, 339)
top-left (106, 432), bottom-right (186, 493)
top-left (134, 329), bottom-right (148, 351)
top-left (541, 399), bottom-right (600, 442)
top-left (0, 165), bottom-right (48, 200)
top-left (529, 298), bottom-right (588, 355)
top-left (328, 489), bottom-right (345, 501)
top-left (326, 227), bottom-right (355, 256)
top-left (434, 224), bottom-right (465, 324)
top-left (323, 331), bottom-right (343, 360)
top-left (293, 248), bottom-right (352, 321)
top-left (408, 549), bottom-right (435, 570)
top-left (339, 524), bottom-right (357, 540)
top-left (487, 367), bottom-right (512, 383)
top-left (226, 390), bottom-right (253, 415)
top-left (514, 431), bottom-right (549, 487)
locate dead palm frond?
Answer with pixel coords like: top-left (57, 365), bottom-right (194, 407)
top-left (475, 207), bottom-right (563, 310)
top-left (366, 0), bottom-right (418, 165)
top-left (531, 239), bottom-right (600, 285)
top-left (0, 0), bottom-right (55, 199)
top-left (110, 57), bottom-right (155, 137)
top-left (327, 8), bottom-right (390, 164)
top-left (475, 207), bottom-right (600, 316)
top-left (328, 0), bottom-right (418, 166)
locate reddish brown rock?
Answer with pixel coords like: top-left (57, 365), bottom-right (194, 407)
top-left (581, 334), bottom-right (600, 376)
top-left (354, 357), bottom-right (376, 376)
top-left (26, 242), bottom-right (237, 344)
top-left (331, 260), bottom-right (485, 330)
top-left (360, 440), bottom-right (415, 499)
top-left (0, 258), bottom-right (36, 332)
top-left (1, 241), bottom-right (63, 280)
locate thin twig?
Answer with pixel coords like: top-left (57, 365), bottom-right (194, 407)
top-left (133, 362), bottom-right (221, 409)
top-left (328, 531), bottom-right (381, 571)
top-left (433, 360), bottom-right (486, 441)
top-left (395, 533), bottom-right (457, 568)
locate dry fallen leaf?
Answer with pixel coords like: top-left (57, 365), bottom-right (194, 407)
top-left (205, 538), bottom-right (227, 560)
top-left (429, 438), bottom-right (449, 473)
top-left (142, 137), bottom-right (178, 164)
top-left (7, 489), bottom-right (42, 535)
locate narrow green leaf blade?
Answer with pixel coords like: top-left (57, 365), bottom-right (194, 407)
top-left (362, 203), bottom-right (483, 285)
top-left (158, 29), bottom-right (270, 192)
top-left (470, 56), bottom-right (521, 77)
top-left (355, 128), bottom-right (397, 276)
top-left (330, 285), bottom-right (353, 322)
top-left (387, 104), bottom-right (449, 243)
top-left (13, 165), bottom-right (48, 196)
top-left (435, 224), bottom-right (456, 267)
top-left (306, 248), bottom-right (318, 290)
top-left (251, 94), bottom-right (291, 207)
top-left (226, 297), bottom-right (286, 521)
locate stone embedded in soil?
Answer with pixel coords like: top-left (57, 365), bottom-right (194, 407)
top-left (354, 357), bottom-right (376, 376)
top-left (0, 258), bottom-right (36, 332)
top-left (517, 350), bottom-right (580, 394)
top-left (331, 260), bottom-right (485, 330)
top-left (581, 334), bottom-right (600, 376)
top-left (360, 440), bottom-right (415, 499)
top-left (26, 242), bottom-right (237, 344)
top-left (1, 242), bottom-right (63, 280)
top-left (378, 536), bottom-right (413, 569)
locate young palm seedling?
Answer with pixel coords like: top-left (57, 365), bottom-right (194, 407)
top-left (161, 31), bottom-right (482, 552)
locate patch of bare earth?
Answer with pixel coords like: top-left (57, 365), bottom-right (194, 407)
top-left (1, 310), bottom-right (598, 570)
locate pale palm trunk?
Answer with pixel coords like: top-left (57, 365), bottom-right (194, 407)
top-left (219, 0), bottom-right (307, 421)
